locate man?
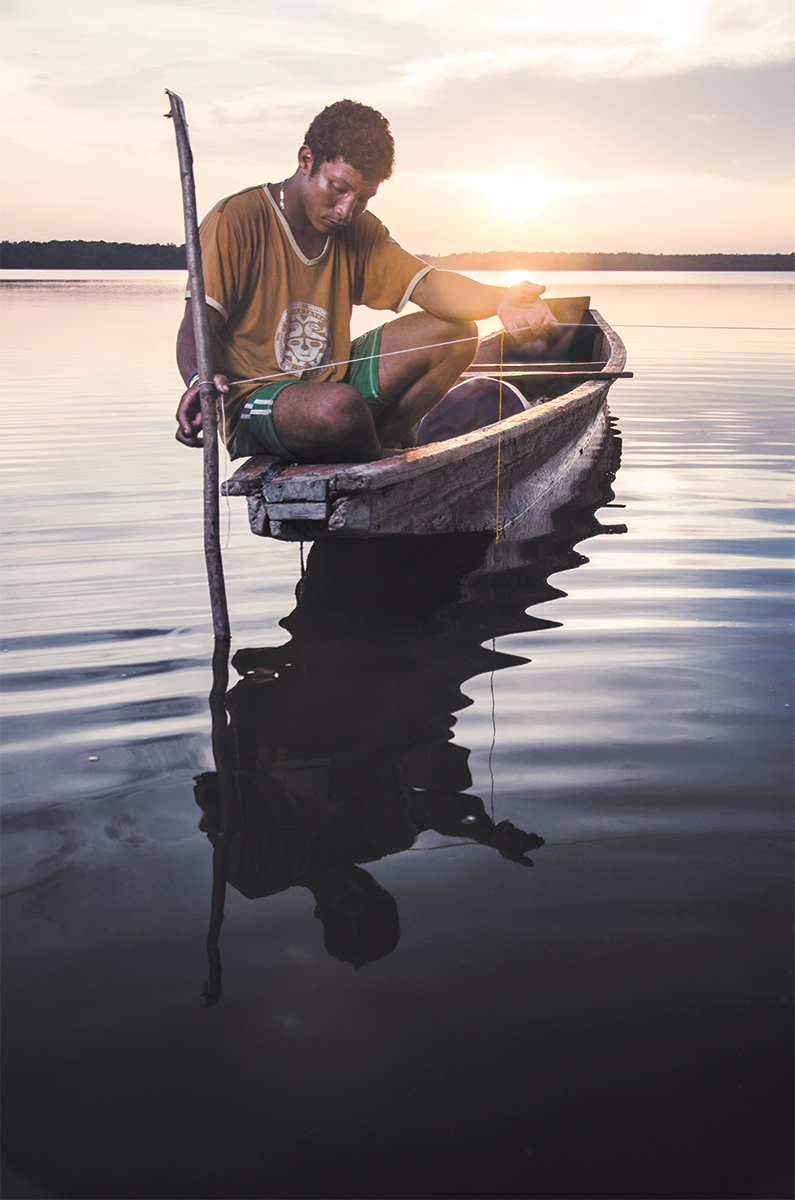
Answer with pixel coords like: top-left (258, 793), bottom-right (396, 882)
top-left (176, 99), bottom-right (558, 463)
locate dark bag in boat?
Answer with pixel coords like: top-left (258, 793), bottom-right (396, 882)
top-left (417, 376), bottom-right (529, 446)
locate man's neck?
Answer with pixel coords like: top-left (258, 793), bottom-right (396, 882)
top-left (270, 176), bottom-right (328, 259)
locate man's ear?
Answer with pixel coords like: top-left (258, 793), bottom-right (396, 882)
top-left (298, 145), bottom-right (313, 175)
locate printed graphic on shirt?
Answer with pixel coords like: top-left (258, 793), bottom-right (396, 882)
top-left (274, 302), bottom-right (332, 377)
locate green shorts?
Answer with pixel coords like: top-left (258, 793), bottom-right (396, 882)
top-left (234, 324), bottom-right (393, 460)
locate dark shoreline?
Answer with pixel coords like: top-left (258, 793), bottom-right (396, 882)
top-left (421, 251), bottom-right (795, 272)
top-left (1, 241), bottom-right (793, 271)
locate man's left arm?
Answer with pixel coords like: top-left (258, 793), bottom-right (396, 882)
top-left (411, 269), bottom-right (559, 341)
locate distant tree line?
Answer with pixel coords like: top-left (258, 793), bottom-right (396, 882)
top-left (0, 241), bottom-right (188, 268)
top-left (419, 251), bottom-right (795, 271)
top-left (1, 241), bottom-right (792, 271)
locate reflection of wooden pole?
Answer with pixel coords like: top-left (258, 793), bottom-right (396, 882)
top-left (166, 89), bottom-right (230, 641)
top-left (204, 838), bottom-right (227, 1007)
top-left (203, 637), bottom-right (236, 1006)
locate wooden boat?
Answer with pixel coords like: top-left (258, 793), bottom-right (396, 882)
top-left (222, 296), bottom-right (630, 540)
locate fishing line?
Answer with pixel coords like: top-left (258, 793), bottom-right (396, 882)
top-left (193, 321), bottom-right (794, 396)
top-left (219, 394), bottom-right (233, 549)
top-left (608, 324), bottom-right (795, 330)
top-left (191, 314), bottom-right (792, 522)
top-left (488, 636), bottom-right (498, 822)
top-left (495, 331), bottom-right (504, 543)
top-left (405, 841), bottom-right (476, 851)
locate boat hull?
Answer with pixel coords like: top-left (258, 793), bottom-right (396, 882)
top-left (223, 307), bottom-right (627, 541)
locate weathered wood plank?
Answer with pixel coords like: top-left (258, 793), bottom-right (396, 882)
top-left (461, 370), bottom-right (632, 380)
top-left (360, 390), bottom-right (608, 536)
top-left (326, 381), bottom-right (605, 495)
top-left (265, 500), bottom-right (329, 520)
top-left (466, 361), bottom-right (608, 371)
top-left (264, 476), bottom-right (329, 503)
top-left (247, 493), bottom-right (269, 536)
top-left (268, 518), bottom-right (329, 540)
top-left (327, 497), bottom-right (371, 534)
top-left (222, 455), bottom-right (281, 496)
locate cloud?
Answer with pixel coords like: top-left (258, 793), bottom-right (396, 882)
top-left (357, 0), bottom-right (795, 107)
top-left (389, 59), bottom-right (795, 187)
top-left (1, 0), bottom-right (792, 248)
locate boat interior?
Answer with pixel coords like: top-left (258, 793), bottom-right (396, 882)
top-left (468, 296), bottom-right (607, 405)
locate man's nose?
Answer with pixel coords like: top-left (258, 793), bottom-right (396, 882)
top-left (335, 195), bottom-right (356, 221)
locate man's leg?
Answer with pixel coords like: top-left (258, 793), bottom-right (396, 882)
top-left (372, 312), bottom-right (478, 446)
top-left (271, 381), bottom-right (383, 463)
top-left (267, 312), bottom-right (476, 463)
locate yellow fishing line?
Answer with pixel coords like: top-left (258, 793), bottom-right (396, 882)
top-left (495, 331), bottom-right (504, 542)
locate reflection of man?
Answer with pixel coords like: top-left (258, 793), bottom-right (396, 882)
top-left (195, 535), bottom-right (548, 976)
top-left (175, 99), bottom-right (558, 463)
top-left (196, 769), bottom-right (543, 969)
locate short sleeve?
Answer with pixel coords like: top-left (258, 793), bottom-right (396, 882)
top-left (185, 200), bottom-right (250, 322)
top-left (354, 218), bottom-right (433, 313)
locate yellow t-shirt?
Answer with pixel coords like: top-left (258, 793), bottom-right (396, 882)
top-left (186, 185), bottom-right (433, 454)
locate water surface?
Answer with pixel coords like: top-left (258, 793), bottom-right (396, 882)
top-left (1, 271), bottom-right (793, 1199)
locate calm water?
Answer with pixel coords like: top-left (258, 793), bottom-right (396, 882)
top-left (1, 272), bottom-right (793, 1200)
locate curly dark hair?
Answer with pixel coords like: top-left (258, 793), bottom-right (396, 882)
top-left (303, 100), bottom-right (395, 182)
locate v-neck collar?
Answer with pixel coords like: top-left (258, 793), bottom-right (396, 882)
top-left (262, 185), bottom-right (331, 266)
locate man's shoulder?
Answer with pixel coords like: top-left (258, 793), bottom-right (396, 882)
top-left (342, 209), bottom-right (389, 253)
top-left (353, 210), bottom-right (385, 236)
top-left (207, 185), bottom-right (270, 224)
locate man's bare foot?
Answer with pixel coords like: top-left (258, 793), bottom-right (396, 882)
top-left (398, 426), bottom-right (419, 449)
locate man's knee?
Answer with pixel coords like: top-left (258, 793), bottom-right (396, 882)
top-left (437, 318), bottom-right (478, 371)
top-left (309, 383), bottom-right (380, 457)
top-left (273, 381), bottom-right (381, 462)
top-left (314, 383), bottom-right (371, 437)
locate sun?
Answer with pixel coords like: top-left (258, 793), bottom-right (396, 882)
top-left (468, 170), bottom-right (580, 221)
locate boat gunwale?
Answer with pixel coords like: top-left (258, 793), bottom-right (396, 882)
top-left (223, 307), bottom-right (627, 500)
top-left (224, 309), bottom-right (629, 511)
top-left (312, 308), bottom-right (625, 494)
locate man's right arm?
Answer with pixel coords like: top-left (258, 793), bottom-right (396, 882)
top-left (411, 270), bottom-right (558, 340)
top-left (175, 301), bottom-right (229, 448)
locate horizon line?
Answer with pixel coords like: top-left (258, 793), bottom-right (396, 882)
top-left (1, 241), bottom-right (793, 257)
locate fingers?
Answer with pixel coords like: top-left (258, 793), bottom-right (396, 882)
top-left (498, 284), bottom-right (559, 341)
top-left (175, 399), bottom-right (203, 446)
top-left (506, 280), bottom-right (546, 303)
top-left (175, 375), bottom-right (229, 448)
top-left (175, 426), bottom-right (203, 448)
top-left (503, 304), bottom-right (558, 339)
top-left (520, 299), bottom-right (558, 330)
top-left (175, 384), bottom-right (201, 438)
top-left (527, 303), bottom-right (558, 337)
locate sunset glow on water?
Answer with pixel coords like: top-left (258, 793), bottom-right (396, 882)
top-left (1, 270), bottom-right (792, 1198)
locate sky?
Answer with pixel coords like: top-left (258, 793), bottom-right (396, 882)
top-left (1, 0), bottom-right (794, 253)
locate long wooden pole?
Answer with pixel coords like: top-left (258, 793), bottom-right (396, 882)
top-left (166, 89), bottom-right (231, 641)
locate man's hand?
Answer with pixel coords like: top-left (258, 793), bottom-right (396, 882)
top-left (496, 280), bottom-right (559, 344)
top-left (489, 819), bottom-right (545, 866)
top-left (175, 375), bottom-right (229, 447)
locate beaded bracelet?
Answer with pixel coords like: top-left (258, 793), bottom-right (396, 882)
top-left (187, 372), bottom-right (200, 389)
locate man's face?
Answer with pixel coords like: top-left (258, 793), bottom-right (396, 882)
top-left (298, 151), bottom-right (380, 233)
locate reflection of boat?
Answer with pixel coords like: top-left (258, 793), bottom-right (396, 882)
top-left (199, 421), bottom-right (624, 1001)
top-left (223, 297), bottom-right (630, 540)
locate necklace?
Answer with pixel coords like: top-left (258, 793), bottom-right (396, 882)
top-left (279, 181), bottom-right (285, 214)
